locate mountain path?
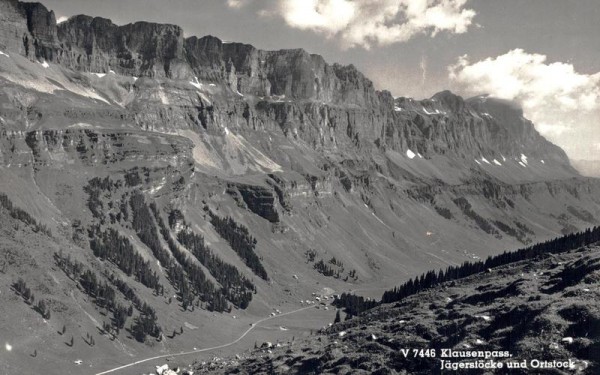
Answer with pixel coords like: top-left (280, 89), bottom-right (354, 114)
top-left (94, 305), bottom-right (315, 375)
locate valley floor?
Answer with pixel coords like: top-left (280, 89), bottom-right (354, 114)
top-left (94, 304), bottom-right (333, 375)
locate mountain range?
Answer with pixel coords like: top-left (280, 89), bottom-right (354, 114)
top-left (0, 1), bottom-right (599, 374)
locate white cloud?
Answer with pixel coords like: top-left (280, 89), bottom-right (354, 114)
top-left (449, 49), bottom-right (600, 160)
top-left (536, 123), bottom-right (571, 137)
top-left (227, 0), bottom-right (249, 9)
top-left (227, 0), bottom-right (476, 49)
top-left (450, 49), bottom-right (600, 111)
top-left (280, 0), bottom-right (356, 34)
top-left (56, 16), bottom-right (69, 24)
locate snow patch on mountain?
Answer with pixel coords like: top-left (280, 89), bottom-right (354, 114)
top-left (190, 77), bottom-right (203, 90)
top-left (158, 88), bottom-right (170, 105)
top-left (0, 62), bottom-right (110, 104)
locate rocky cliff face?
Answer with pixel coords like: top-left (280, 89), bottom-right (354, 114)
top-left (0, 0), bottom-right (59, 59)
top-left (0, 0), bottom-right (575, 170)
top-left (0, 0), bottom-right (380, 104)
top-left (0, 0), bottom-right (189, 77)
top-left (390, 91), bottom-right (570, 164)
top-left (56, 16), bottom-right (190, 78)
top-left (0, 0), bottom-right (32, 55)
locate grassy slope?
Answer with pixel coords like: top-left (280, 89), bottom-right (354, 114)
top-left (199, 245), bottom-right (600, 374)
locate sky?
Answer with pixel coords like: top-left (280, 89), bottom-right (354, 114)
top-left (44, 0), bottom-right (600, 161)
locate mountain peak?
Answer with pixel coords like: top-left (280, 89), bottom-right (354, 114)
top-left (467, 95), bottom-right (525, 118)
top-left (431, 90), bottom-right (465, 111)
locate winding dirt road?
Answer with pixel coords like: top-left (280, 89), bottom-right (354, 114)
top-left (94, 305), bottom-right (316, 375)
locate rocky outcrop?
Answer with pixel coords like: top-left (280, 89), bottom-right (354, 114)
top-left (391, 91), bottom-right (572, 166)
top-left (228, 183), bottom-right (280, 223)
top-left (0, 0), bottom-right (189, 77)
top-left (56, 16), bottom-right (190, 78)
top-left (0, 0), bottom-right (58, 59)
top-left (21, 2), bottom-right (59, 57)
top-left (0, 0), bottom-right (34, 55)
top-left (20, 129), bottom-right (191, 168)
top-left (185, 36), bottom-right (381, 106)
top-left (185, 36), bottom-right (271, 96)
top-left (0, 0), bottom-right (381, 105)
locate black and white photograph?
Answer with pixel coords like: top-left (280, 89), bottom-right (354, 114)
top-left (0, 0), bottom-right (599, 374)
